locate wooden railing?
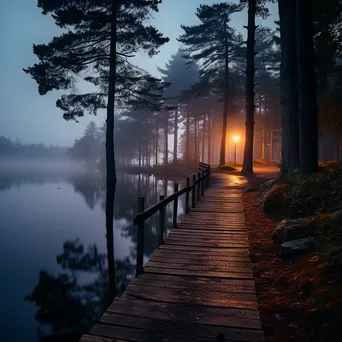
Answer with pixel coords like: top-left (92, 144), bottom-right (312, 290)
top-left (133, 162), bottom-right (211, 276)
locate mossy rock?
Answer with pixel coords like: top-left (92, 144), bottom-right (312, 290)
top-left (262, 183), bottom-right (290, 214)
top-left (272, 218), bottom-right (317, 244)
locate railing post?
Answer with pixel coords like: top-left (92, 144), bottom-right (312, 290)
top-left (197, 172), bottom-right (201, 201)
top-left (185, 177), bottom-right (190, 213)
top-left (159, 195), bottom-right (165, 246)
top-left (136, 197), bottom-right (145, 277)
top-left (173, 183), bottom-right (179, 227)
top-left (201, 170), bottom-right (205, 196)
top-left (192, 175), bottom-right (196, 208)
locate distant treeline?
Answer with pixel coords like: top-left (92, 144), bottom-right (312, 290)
top-left (0, 136), bottom-right (67, 160)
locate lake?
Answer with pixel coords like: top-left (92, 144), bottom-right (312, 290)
top-left (0, 162), bottom-right (186, 342)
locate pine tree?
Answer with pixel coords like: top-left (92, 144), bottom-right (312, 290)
top-left (158, 50), bottom-right (200, 163)
top-left (178, 2), bottom-right (245, 166)
top-left (24, 0), bottom-right (169, 184)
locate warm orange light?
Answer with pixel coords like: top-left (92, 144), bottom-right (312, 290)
top-left (233, 135), bottom-right (240, 142)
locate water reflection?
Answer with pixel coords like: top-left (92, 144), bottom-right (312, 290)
top-left (0, 168), bottom-right (184, 342)
top-left (25, 239), bottom-right (134, 342)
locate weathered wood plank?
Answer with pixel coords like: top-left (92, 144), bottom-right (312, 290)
top-left (167, 235), bottom-right (248, 244)
top-left (169, 231), bottom-right (248, 238)
top-left (176, 224), bottom-right (247, 231)
top-left (108, 297), bottom-right (261, 328)
top-left (145, 260), bottom-right (252, 273)
top-left (159, 244), bottom-right (249, 255)
top-left (165, 240), bottom-right (248, 248)
top-left (134, 272), bottom-right (256, 290)
top-left (149, 254), bottom-right (251, 266)
top-left (99, 313), bottom-right (264, 341)
top-left (124, 283), bottom-right (258, 309)
top-left (80, 333), bottom-right (130, 342)
top-left (90, 324), bottom-right (237, 342)
top-left (144, 265), bottom-right (254, 279)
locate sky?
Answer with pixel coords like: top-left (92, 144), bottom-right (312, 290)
top-left (0, 0), bottom-right (278, 147)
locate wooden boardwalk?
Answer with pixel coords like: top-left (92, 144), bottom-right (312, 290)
top-left (81, 174), bottom-right (264, 342)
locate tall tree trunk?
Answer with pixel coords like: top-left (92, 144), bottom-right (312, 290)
top-left (242, 0), bottom-right (257, 174)
top-left (164, 111), bottom-right (169, 165)
top-left (195, 116), bottom-right (198, 162)
top-left (262, 93), bottom-right (267, 160)
top-left (279, 0), bottom-right (300, 173)
top-left (202, 116), bottom-right (206, 162)
top-left (173, 107), bottom-right (178, 163)
top-left (219, 14), bottom-right (229, 166)
top-left (296, 0), bottom-right (319, 174)
top-left (270, 131), bottom-right (274, 162)
top-left (155, 120), bottom-right (158, 166)
top-left (106, 1), bottom-right (117, 186)
top-left (208, 111), bottom-right (211, 164)
top-left (105, 183), bottom-right (116, 305)
top-left (186, 106), bottom-right (190, 162)
top-left (105, 3), bottom-right (117, 304)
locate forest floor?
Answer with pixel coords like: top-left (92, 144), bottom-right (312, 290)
top-left (241, 163), bottom-right (342, 342)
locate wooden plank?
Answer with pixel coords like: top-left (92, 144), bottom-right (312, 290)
top-left (80, 334), bottom-right (130, 342)
top-left (108, 297), bottom-right (261, 328)
top-left (91, 323), bottom-right (237, 342)
top-left (151, 254), bottom-right (250, 264)
top-left (99, 313), bottom-right (264, 341)
top-left (124, 283), bottom-right (257, 309)
top-left (128, 277), bottom-right (256, 295)
top-left (145, 260), bottom-right (252, 273)
top-left (190, 208), bottom-right (244, 213)
top-left (170, 229), bottom-right (248, 237)
top-left (149, 253), bottom-right (251, 265)
top-left (159, 244), bottom-right (249, 255)
top-left (144, 265), bottom-right (254, 279)
top-left (168, 231), bottom-right (247, 238)
top-left (166, 237), bottom-right (248, 243)
top-left (166, 238), bottom-right (248, 245)
top-left (165, 240), bottom-right (248, 248)
top-left (135, 272), bottom-right (256, 290)
top-left (176, 224), bottom-right (247, 231)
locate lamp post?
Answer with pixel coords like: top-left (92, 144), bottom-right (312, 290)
top-left (233, 136), bottom-right (240, 167)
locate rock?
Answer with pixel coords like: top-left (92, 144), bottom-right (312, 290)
top-left (272, 218), bottom-right (316, 244)
top-left (331, 209), bottom-right (342, 221)
top-left (262, 184), bottom-right (289, 214)
top-left (280, 238), bottom-right (314, 258)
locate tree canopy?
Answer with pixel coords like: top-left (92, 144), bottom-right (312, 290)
top-left (24, 0), bottom-right (169, 120)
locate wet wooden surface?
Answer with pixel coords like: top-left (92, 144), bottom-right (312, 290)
top-left (81, 174), bottom-right (264, 342)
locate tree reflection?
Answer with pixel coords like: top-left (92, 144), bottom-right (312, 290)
top-left (69, 172), bottom-right (102, 210)
top-left (26, 240), bottom-right (134, 342)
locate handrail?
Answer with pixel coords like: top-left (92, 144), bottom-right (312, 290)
top-left (134, 185), bottom-right (191, 224)
top-left (133, 162), bottom-right (211, 276)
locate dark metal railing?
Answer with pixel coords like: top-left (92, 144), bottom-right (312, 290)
top-left (133, 162), bottom-right (211, 276)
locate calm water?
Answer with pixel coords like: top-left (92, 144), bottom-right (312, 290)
top-left (0, 163), bottom-right (185, 342)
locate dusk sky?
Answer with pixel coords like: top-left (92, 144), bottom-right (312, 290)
top-left (0, 0), bottom-right (278, 147)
